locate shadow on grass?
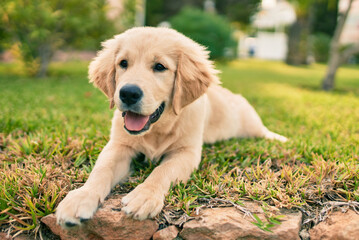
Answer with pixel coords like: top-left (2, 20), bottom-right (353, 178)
top-left (298, 83), bottom-right (359, 97)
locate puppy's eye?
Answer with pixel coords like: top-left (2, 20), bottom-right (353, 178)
top-left (119, 60), bottom-right (128, 69)
top-left (153, 63), bottom-right (167, 72)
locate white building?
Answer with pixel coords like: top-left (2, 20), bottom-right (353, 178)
top-left (240, 0), bottom-right (359, 60)
top-left (239, 0), bottom-right (296, 60)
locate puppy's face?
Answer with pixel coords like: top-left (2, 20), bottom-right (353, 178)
top-left (113, 34), bottom-right (177, 135)
top-left (89, 27), bottom-right (219, 135)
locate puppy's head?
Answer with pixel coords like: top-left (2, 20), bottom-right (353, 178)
top-left (89, 27), bottom-right (219, 135)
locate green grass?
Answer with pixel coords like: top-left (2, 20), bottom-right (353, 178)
top-left (1, 59), bottom-right (359, 235)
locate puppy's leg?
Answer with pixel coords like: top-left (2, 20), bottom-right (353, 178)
top-left (56, 141), bottom-right (135, 227)
top-left (238, 96), bottom-right (287, 142)
top-left (122, 147), bottom-right (201, 220)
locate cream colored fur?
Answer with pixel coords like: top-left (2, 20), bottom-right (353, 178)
top-left (56, 27), bottom-right (287, 227)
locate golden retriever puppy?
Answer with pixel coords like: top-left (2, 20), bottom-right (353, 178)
top-left (56, 27), bottom-right (287, 227)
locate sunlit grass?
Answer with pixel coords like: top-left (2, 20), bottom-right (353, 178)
top-left (1, 59), bottom-right (359, 235)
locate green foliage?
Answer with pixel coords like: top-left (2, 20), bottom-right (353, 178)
top-left (352, 53), bottom-right (359, 64)
top-left (146, 0), bottom-right (260, 28)
top-left (312, 0), bottom-right (338, 36)
top-left (146, 0), bottom-right (203, 26)
top-left (251, 213), bottom-right (284, 232)
top-left (170, 8), bottom-right (236, 59)
top-left (0, 26), bottom-right (10, 53)
top-left (288, 0), bottom-right (313, 16)
top-left (312, 33), bottom-right (331, 63)
top-left (289, 0), bottom-right (338, 17)
top-left (286, 0), bottom-right (338, 65)
top-left (119, 0), bottom-right (137, 30)
top-left (215, 0), bottom-right (261, 26)
top-left (0, 0), bottom-right (114, 77)
top-left (146, 0), bottom-right (173, 26)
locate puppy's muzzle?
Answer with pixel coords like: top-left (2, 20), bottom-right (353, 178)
top-left (120, 84), bottom-right (143, 106)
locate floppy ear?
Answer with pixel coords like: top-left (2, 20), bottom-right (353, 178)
top-left (172, 46), bottom-right (220, 115)
top-left (88, 37), bottom-right (120, 109)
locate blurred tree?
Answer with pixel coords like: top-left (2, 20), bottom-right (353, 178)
top-left (286, 0), bottom-right (338, 65)
top-left (146, 0), bottom-right (202, 26)
top-left (146, 0), bottom-right (165, 26)
top-left (0, 26), bottom-right (10, 54)
top-left (311, 0), bottom-right (338, 63)
top-left (312, 33), bottom-right (332, 62)
top-left (322, 0), bottom-right (359, 90)
top-left (286, 0), bottom-right (313, 65)
top-left (312, 0), bottom-right (338, 36)
top-left (146, 0), bottom-right (260, 28)
top-left (215, 0), bottom-right (260, 27)
top-left (118, 0), bottom-right (137, 29)
top-left (170, 8), bottom-right (236, 59)
top-left (0, 0), bottom-right (114, 77)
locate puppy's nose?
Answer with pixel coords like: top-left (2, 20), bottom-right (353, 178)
top-left (119, 84), bottom-right (143, 106)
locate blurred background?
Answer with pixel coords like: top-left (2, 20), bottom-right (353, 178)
top-left (0, 0), bottom-right (358, 89)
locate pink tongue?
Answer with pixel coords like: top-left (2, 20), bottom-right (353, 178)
top-left (124, 112), bottom-right (150, 131)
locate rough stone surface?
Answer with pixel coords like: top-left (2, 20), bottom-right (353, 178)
top-left (152, 225), bottom-right (179, 240)
top-left (13, 234), bottom-right (34, 240)
top-left (42, 195), bottom-right (158, 240)
top-left (310, 209), bottom-right (359, 240)
top-left (0, 233), bottom-right (11, 239)
top-left (180, 206), bottom-right (302, 240)
top-left (3, 233), bottom-right (55, 240)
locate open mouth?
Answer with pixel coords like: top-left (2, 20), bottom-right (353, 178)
top-left (122, 102), bottom-right (165, 135)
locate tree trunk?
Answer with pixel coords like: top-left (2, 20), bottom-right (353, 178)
top-left (321, 0), bottom-right (354, 91)
top-left (286, 15), bottom-right (309, 65)
top-left (322, 50), bottom-right (341, 90)
top-left (36, 43), bottom-right (53, 78)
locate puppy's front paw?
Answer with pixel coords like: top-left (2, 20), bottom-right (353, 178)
top-left (122, 184), bottom-right (164, 220)
top-left (56, 187), bottom-right (100, 228)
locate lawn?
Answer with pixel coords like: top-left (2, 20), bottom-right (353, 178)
top-left (1, 59), bottom-right (358, 236)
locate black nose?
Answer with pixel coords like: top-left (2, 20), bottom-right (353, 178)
top-left (119, 84), bottom-right (143, 106)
